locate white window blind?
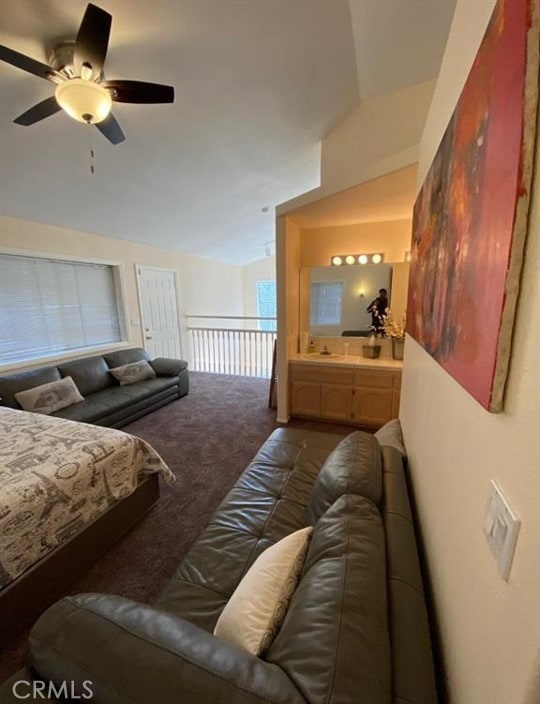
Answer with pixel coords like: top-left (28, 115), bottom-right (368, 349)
top-left (0, 254), bottom-right (123, 365)
top-left (310, 281), bottom-right (343, 326)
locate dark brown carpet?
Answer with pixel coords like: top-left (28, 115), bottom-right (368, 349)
top-left (0, 372), bottom-right (354, 681)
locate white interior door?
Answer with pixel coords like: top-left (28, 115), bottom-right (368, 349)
top-left (136, 266), bottom-right (182, 359)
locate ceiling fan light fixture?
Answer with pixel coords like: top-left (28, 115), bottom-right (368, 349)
top-left (55, 78), bottom-right (111, 124)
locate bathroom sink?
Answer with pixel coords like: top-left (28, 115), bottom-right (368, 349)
top-left (300, 353), bottom-right (344, 361)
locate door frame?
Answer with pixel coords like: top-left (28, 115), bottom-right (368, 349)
top-left (135, 264), bottom-right (183, 358)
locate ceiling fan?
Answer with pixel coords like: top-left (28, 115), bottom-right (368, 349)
top-left (0, 3), bottom-right (174, 144)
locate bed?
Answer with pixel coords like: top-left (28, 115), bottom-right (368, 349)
top-left (0, 407), bottom-right (173, 644)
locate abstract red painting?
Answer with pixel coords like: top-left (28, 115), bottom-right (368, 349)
top-left (407, 0), bottom-right (539, 411)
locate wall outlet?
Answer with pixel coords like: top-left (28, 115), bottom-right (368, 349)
top-left (483, 480), bottom-right (520, 581)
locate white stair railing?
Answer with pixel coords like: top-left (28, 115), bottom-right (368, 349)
top-left (187, 316), bottom-right (276, 378)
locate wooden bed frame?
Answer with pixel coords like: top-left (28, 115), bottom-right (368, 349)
top-left (0, 473), bottom-right (160, 647)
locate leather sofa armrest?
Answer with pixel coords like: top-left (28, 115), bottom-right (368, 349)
top-left (29, 594), bottom-right (304, 704)
top-left (150, 357), bottom-right (188, 377)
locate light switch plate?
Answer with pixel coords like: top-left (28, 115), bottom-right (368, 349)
top-left (484, 480), bottom-right (520, 581)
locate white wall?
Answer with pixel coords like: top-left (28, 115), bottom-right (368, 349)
top-left (277, 80), bottom-right (435, 216)
top-left (400, 2), bottom-right (540, 703)
top-left (0, 215), bottom-right (243, 366)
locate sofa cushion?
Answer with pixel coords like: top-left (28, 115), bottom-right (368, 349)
top-left (109, 360), bottom-right (156, 386)
top-left (15, 376), bottom-right (84, 415)
top-left (0, 367), bottom-right (62, 409)
top-left (266, 494), bottom-right (392, 704)
top-left (58, 356), bottom-right (112, 397)
top-left (375, 418), bottom-right (406, 457)
top-left (156, 428), bottom-right (341, 631)
top-left (306, 431), bottom-right (382, 525)
top-left (53, 377), bottom-right (178, 423)
top-left (104, 348), bottom-right (150, 368)
top-left (150, 358), bottom-right (188, 376)
top-left (214, 527), bottom-right (312, 656)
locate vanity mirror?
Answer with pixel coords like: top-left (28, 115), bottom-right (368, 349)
top-left (300, 264), bottom-right (393, 337)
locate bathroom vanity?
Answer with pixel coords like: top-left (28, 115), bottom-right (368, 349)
top-left (289, 354), bottom-right (402, 428)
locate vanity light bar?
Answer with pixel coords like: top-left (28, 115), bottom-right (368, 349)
top-left (331, 253), bottom-right (385, 266)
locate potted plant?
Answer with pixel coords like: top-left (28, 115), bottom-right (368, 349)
top-left (362, 311), bottom-right (386, 359)
top-left (383, 311), bottom-right (406, 360)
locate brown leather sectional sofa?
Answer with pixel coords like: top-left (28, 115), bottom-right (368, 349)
top-left (0, 428), bottom-right (437, 704)
top-left (0, 347), bottom-right (189, 427)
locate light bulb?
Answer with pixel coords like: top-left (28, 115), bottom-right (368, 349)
top-left (358, 254), bottom-right (368, 265)
top-left (372, 254), bottom-right (382, 264)
top-left (55, 79), bottom-right (112, 124)
top-left (345, 255), bottom-right (355, 265)
top-left (332, 256), bottom-right (343, 266)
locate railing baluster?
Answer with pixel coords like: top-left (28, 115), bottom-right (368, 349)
top-left (187, 321), bottom-right (276, 379)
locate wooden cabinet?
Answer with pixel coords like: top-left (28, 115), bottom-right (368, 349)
top-left (321, 384), bottom-right (354, 421)
top-left (290, 381), bottom-right (321, 417)
top-left (289, 362), bottom-right (401, 429)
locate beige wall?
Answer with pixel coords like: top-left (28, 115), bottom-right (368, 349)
top-left (400, 2), bottom-right (540, 703)
top-left (0, 215), bottom-right (243, 366)
top-left (276, 217), bottom-right (300, 422)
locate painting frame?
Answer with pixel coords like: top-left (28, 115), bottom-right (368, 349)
top-left (407, 0), bottom-right (540, 412)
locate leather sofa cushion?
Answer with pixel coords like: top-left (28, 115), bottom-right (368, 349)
top-left (53, 377), bottom-right (178, 423)
top-left (156, 428), bottom-right (342, 631)
top-left (58, 356), bottom-right (112, 397)
top-left (380, 446), bottom-right (437, 704)
top-left (104, 348), bottom-right (150, 368)
top-left (266, 494), bottom-right (392, 704)
top-left (306, 430), bottom-right (383, 524)
top-left (150, 358), bottom-right (188, 376)
top-left (0, 367), bottom-right (62, 409)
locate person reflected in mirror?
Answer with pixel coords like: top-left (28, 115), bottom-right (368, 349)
top-left (367, 288), bottom-right (388, 335)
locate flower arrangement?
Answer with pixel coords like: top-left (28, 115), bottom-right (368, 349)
top-left (369, 310), bottom-right (387, 338)
top-left (383, 310), bottom-right (406, 340)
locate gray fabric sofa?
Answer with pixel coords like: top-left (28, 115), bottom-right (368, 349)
top-left (0, 348), bottom-right (189, 428)
top-left (0, 428), bottom-right (437, 704)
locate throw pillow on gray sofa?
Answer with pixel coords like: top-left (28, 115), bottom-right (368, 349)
top-left (109, 360), bottom-right (156, 386)
top-left (15, 376), bottom-right (84, 415)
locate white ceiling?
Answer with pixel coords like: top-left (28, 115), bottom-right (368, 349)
top-left (0, 0), bottom-right (455, 264)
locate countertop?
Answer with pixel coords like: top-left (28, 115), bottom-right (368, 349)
top-left (290, 353), bottom-right (403, 372)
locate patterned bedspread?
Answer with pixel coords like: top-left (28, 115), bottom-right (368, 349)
top-left (0, 407), bottom-right (174, 589)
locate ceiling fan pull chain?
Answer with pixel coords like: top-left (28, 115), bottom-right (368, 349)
top-left (86, 121), bottom-right (96, 174)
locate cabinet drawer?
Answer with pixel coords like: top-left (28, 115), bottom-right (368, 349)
top-left (290, 364), bottom-right (354, 386)
top-left (354, 370), bottom-right (394, 388)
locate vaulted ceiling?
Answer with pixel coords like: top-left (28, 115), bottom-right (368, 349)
top-left (0, 0), bottom-right (455, 264)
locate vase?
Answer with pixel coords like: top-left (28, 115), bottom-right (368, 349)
top-left (392, 338), bottom-right (405, 360)
top-left (362, 345), bottom-right (381, 359)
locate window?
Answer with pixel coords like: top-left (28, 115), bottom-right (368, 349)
top-left (256, 280), bottom-right (277, 331)
top-left (310, 281), bottom-right (343, 326)
top-left (0, 254), bottom-right (126, 366)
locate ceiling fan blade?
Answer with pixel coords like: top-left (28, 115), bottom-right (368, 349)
top-left (102, 80), bottom-right (174, 104)
top-left (95, 112), bottom-right (125, 145)
top-left (74, 3), bottom-right (112, 78)
top-left (14, 96), bottom-right (62, 126)
top-left (0, 45), bottom-right (62, 82)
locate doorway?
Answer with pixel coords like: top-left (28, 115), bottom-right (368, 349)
top-left (136, 265), bottom-right (182, 359)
